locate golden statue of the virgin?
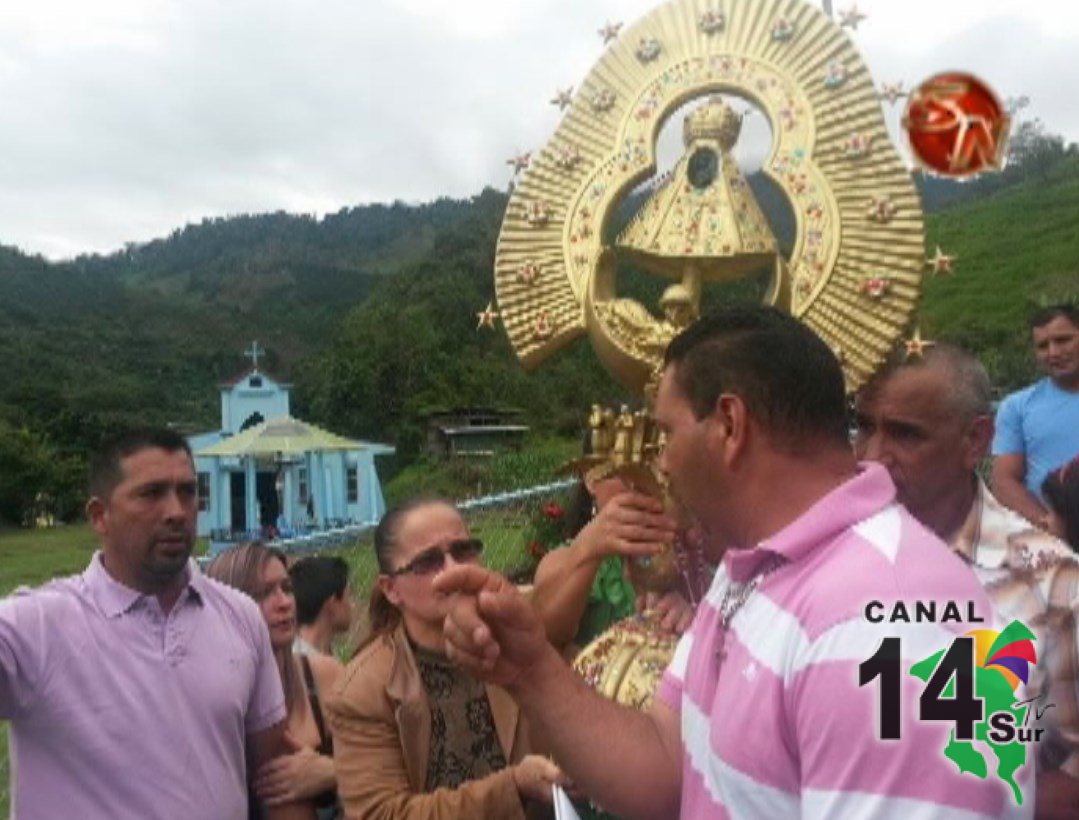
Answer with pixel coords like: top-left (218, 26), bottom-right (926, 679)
top-left (494, 0), bottom-right (927, 710)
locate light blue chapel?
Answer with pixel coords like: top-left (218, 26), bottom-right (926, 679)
top-left (187, 343), bottom-right (394, 545)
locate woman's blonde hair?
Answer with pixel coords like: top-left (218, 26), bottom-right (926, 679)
top-left (206, 542), bottom-right (303, 717)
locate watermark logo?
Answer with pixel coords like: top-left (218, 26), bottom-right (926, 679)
top-left (903, 72), bottom-right (1010, 178)
top-left (860, 618), bottom-right (1046, 806)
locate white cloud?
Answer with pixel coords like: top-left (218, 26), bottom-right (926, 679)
top-left (0, 0), bottom-right (1074, 259)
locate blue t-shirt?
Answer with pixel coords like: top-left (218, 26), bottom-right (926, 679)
top-left (992, 378), bottom-right (1079, 497)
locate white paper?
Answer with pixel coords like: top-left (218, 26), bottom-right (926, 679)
top-left (552, 784), bottom-right (582, 820)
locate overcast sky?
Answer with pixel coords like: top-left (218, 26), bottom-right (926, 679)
top-left (1, 0), bottom-right (1076, 260)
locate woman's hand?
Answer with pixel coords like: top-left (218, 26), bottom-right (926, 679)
top-left (638, 590), bottom-right (696, 635)
top-left (512, 754), bottom-right (569, 804)
top-left (254, 732), bottom-right (336, 806)
top-left (573, 491), bottom-right (677, 563)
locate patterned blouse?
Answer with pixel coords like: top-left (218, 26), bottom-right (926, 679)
top-left (412, 643), bottom-right (509, 791)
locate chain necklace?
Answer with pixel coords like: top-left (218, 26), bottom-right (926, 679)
top-left (715, 553), bottom-right (785, 664)
top-left (673, 527), bottom-right (710, 607)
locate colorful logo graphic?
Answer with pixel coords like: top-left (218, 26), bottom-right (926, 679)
top-left (903, 72), bottom-right (1010, 178)
top-left (861, 619), bottom-right (1043, 806)
top-left (965, 623), bottom-right (1037, 692)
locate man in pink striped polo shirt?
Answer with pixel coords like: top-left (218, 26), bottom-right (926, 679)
top-left (437, 307), bottom-right (1031, 818)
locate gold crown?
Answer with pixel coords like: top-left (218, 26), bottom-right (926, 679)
top-left (683, 97), bottom-right (741, 150)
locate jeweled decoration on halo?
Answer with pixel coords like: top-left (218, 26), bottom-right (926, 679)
top-left (844, 132), bottom-right (873, 158)
top-left (867, 195), bottom-right (897, 223)
top-left (554, 143), bottom-right (583, 170)
top-left (590, 87), bottom-right (617, 113)
top-left (860, 276), bottom-right (892, 300)
top-left (823, 60), bottom-right (848, 90)
top-left (532, 311), bottom-right (554, 340)
top-left (771, 17), bottom-right (795, 41)
top-left (698, 9), bottom-right (725, 35)
top-left (517, 261), bottom-right (541, 285)
top-left (524, 200), bottom-right (552, 227)
top-left (636, 37), bottom-right (662, 63)
top-left (795, 275), bottom-right (814, 299)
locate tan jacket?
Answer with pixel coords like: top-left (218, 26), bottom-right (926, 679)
top-left (326, 624), bottom-right (536, 820)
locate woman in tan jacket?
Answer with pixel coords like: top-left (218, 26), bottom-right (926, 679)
top-left (327, 497), bottom-right (564, 819)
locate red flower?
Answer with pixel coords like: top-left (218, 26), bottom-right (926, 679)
top-left (528, 540), bottom-right (547, 560)
top-left (543, 502), bottom-right (564, 520)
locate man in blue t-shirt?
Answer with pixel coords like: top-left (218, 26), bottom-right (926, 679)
top-left (992, 303), bottom-right (1079, 526)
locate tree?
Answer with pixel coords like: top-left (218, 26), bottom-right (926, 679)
top-left (1006, 118), bottom-right (1074, 182)
top-left (0, 422), bottom-right (78, 524)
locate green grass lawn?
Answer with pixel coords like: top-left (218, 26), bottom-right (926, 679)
top-left (0, 524), bottom-right (98, 596)
top-left (0, 505), bottom-right (550, 815)
top-left (0, 525), bottom-right (213, 815)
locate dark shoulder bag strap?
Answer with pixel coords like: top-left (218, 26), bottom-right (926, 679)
top-left (299, 653), bottom-right (334, 756)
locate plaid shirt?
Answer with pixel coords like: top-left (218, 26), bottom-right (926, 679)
top-left (953, 481), bottom-right (1079, 776)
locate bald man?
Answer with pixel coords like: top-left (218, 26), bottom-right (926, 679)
top-left (855, 344), bottom-right (1079, 818)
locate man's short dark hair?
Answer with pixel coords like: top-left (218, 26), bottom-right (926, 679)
top-left (663, 306), bottom-right (848, 449)
top-left (290, 555), bottom-right (351, 625)
top-left (88, 428), bottom-right (193, 500)
top-left (1029, 303), bottom-right (1078, 330)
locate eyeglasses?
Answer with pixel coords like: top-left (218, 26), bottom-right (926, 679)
top-left (386, 538), bottom-right (484, 577)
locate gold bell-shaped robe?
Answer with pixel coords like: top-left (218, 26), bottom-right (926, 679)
top-left (617, 97), bottom-right (785, 293)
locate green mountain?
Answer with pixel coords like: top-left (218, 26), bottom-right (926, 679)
top-left (920, 155), bottom-right (1079, 387)
top-left (0, 153), bottom-right (1076, 524)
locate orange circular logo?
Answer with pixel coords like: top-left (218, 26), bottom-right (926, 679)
top-left (903, 72), bottom-right (1010, 178)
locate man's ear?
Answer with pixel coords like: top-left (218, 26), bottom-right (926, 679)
top-left (965, 414), bottom-right (994, 469)
top-left (713, 394), bottom-right (749, 466)
top-left (86, 496), bottom-right (108, 538)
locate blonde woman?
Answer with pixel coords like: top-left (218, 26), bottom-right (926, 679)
top-left (207, 543), bottom-right (343, 819)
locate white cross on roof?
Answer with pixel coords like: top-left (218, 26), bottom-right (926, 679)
top-left (243, 340), bottom-right (266, 369)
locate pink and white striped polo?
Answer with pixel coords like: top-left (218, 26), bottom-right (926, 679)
top-left (657, 463), bottom-right (1031, 819)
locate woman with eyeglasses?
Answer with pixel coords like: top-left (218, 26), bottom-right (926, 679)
top-left (326, 496), bottom-right (565, 820)
top-left (205, 542), bottom-right (344, 820)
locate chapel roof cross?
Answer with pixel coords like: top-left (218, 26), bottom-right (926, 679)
top-left (243, 340), bottom-right (266, 370)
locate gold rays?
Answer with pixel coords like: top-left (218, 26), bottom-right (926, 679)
top-left (495, 0), bottom-right (925, 393)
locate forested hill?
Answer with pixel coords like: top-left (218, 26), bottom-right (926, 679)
top-left (0, 146), bottom-right (1076, 525)
top-left (0, 190), bottom-right (527, 522)
top-left (0, 191), bottom-right (509, 433)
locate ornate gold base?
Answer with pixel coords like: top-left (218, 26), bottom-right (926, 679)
top-left (571, 610), bottom-right (680, 711)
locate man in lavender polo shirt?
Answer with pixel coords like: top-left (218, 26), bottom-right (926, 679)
top-left (0, 429), bottom-right (302, 819)
top-left (435, 307), bottom-right (1029, 818)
